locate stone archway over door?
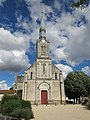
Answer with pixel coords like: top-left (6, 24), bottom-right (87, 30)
top-left (41, 90), bottom-right (48, 104)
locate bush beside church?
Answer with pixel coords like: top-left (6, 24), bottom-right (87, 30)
top-left (0, 94), bottom-right (34, 120)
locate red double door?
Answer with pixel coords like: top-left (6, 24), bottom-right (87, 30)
top-left (41, 90), bottom-right (48, 104)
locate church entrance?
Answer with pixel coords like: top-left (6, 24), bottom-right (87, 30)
top-left (41, 90), bottom-right (48, 104)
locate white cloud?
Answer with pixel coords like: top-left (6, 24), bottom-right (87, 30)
top-left (47, 5), bottom-right (90, 66)
top-left (16, 1), bottom-right (90, 67)
top-left (0, 80), bottom-right (9, 90)
top-left (0, 0), bottom-right (6, 6)
top-left (65, 20), bottom-right (90, 65)
top-left (15, 15), bottom-right (32, 34)
top-left (0, 0), bottom-right (90, 77)
top-left (0, 28), bottom-right (30, 72)
top-left (55, 64), bottom-right (73, 78)
top-left (25, 0), bottom-right (42, 22)
top-left (24, 0), bottom-right (54, 38)
top-left (0, 28), bottom-right (29, 51)
top-left (54, 0), bottom-right (61, 10)
top-left (52, 47), bottom-right (67, 62)
top-left (82, 66), bottom-right (90, 76)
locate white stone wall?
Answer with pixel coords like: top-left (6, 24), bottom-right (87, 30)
top-left (26, 80), bottom-right (35, 101)
top-left (20, 62), bottom-right (66, 104)
top-left (36, 80), bottom-right (52, 103)
top-left (52, 80), bottom-right (60, 100)
top-left (36, 59), bottom-right (52, 79)
top-left (25, 64), bottom-right (36, 80)
top-left (16, 83), bottom-right (23, 90)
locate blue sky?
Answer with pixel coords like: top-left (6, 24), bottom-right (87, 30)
top-left (0, 0), bottom-right (90, 89)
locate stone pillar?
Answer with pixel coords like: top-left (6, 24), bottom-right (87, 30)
top-left (22, 73), bottom-right (27, 100)
top-left (24, 82), bottom-right (27, 100)
top-left (49, 64), bottom-right (52, 78)
top-left (35, 80), bottom-right (38, 105)
top-left (37, 63), bottom-right (39, 78)
top-left (59, 71), bottom-right (65, 104)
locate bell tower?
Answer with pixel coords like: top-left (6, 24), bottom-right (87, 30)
top-left (36, 10), bottom-right (50, 59)
top-left (36, 10), bottom-right (52, 79)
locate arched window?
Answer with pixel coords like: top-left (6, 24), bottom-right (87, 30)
top-left (43, 63), bottom-right (46, 74)
top-left (41, 45), bottom-right (46, 55)
top-left (41, 46), bottom-right (44, 54)
top-left (55, 73), bottom-right (57, 79)
top-left (31, 72), bottom-right (33, 79)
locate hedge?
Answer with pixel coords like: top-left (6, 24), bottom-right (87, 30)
top-left (0, 95), bottom-right (34, 120)
top-left (87, 101), bottom-right (90, 110)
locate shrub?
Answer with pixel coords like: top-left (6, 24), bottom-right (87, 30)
top-left (20, 100), bottom-right (32, 109)
top-left (1, 94), bottom-right (34, 120)
top-left (1, 100), bottom-right (21, 115)
top-left (10, 108), bottom-right (33, 120)
top-left (87, 101), bottom-right (90, 110)
top-left (81, 98), bottom-right (88, 106)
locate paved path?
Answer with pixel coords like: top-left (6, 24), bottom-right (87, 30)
top-left (32, 105), bottom-right (90, 120)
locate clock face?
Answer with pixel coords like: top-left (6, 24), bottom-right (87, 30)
top-left (42, 39), bottom-right (45, 43)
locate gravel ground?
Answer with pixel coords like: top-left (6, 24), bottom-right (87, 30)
top-left (32, 105), bottom-right (90, 120)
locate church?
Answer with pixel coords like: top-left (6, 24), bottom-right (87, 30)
top-left (13, 13), bottom-right (66, 105)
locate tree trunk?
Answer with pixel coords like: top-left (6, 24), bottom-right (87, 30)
top-left (74, 98), bottom-right (75, 104)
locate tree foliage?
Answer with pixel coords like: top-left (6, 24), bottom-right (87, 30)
top-left (72, 0), bottom-right (90, 9)
top-left (64, 71), bottom-right (90, 100)
top-left (0, 94), bottom-right (34, 120)
top-left (87, 100), bottom-right (90, 110)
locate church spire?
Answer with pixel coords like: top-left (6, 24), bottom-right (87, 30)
top-left (41, 10), bottom-right (45, 29)
top-left (39, 9), bottom-right (46, 38)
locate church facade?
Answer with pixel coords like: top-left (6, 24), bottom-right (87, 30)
top-left (14, 14), bottom-right (65, 105)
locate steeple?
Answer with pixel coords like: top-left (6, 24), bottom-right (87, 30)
top-left (39, 10), bottom-right (46, 38)
top-left (36, 9), bottom-right (50, 59)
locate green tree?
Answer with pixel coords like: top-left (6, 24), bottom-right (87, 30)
top-left (64, 71), bottom-right (90, 103)
top-left (72, 0), bottom-right (89, 9)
